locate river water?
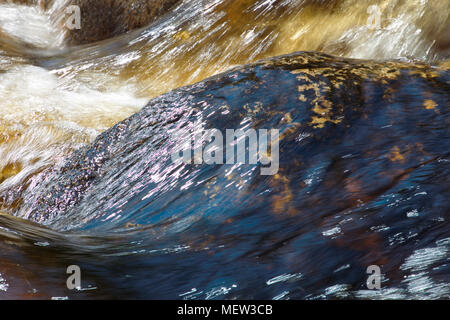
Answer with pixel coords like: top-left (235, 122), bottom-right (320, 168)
top-left (0, 0), bottom-right (448, 299)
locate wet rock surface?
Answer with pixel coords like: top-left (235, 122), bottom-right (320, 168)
top-left (3, 51), bottom-right (447, 299)
top-left (55, 0), bottom-right (181, 45)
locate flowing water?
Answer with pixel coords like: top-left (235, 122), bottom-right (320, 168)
top-left (0, 0), bottom-right (448, 299)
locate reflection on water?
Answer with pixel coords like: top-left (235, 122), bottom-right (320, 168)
top-left (0, 0), bottom-right (448, 299)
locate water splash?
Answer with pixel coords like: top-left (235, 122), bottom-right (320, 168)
top-left (0, 2), bottom-right (64, 49)
top-left (0, 65), bottom-right (147, 212)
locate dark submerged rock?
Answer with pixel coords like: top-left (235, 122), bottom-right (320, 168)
top-left (54, 0), bottom-right (181, 45)
top-left (15, 52), bottom-right (450, 298)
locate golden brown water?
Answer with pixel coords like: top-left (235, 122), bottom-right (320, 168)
top-left (0, 0), bottom-right (449, 214)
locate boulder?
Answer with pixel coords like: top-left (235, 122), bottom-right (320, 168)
top-left (53, 0), bottom-right (180, 45)
top-left (12, 51), bottom-right (449, 298)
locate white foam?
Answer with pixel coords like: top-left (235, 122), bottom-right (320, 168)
top-left (0, 3), bottom-right (64, 48)
top-left (0, 65), bottom-right (147, 194)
